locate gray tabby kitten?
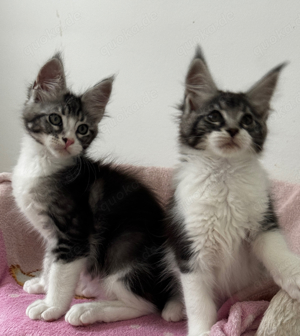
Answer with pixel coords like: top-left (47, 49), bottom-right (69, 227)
top-left (166, 46), bottom-right (300, 336)
top-left (12, 54), bottom-right (184, 325)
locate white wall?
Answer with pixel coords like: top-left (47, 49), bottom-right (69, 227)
top-left (1, 0), bottom-right (300, 182)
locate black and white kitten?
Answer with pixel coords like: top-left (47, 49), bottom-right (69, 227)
top-left (12, 54), bottom-right (183, 325)
top-left (167, 47), bottom-right (300, 336)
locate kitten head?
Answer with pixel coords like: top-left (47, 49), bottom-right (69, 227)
top-left (179, 46), bottom-right (286, 158)
top-left (23, 53), bottom-right (113, 159)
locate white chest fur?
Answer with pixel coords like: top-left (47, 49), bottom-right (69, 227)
top-left (12, 135), bottom-right (71, 239)
top-left (173, 150), bottom-right (270, 270)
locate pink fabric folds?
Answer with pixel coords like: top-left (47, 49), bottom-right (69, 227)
top-left (1, 169), bottom-right (300, 336)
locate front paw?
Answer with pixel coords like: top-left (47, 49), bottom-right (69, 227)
top-left (23, 277), bottom-right (46, 294)
top-left (65, 303), bottom-right (99, 326)
top-left (162, 299), bottom-right (185, 322)
top-left (26, 299), bottom-right (67, 321)
top-left (75, 281), bottom-right (94, 298)
top-left (273, 266), bottom-right (300, 301)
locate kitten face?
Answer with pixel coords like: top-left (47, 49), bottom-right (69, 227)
top-left (23, 53), bottom-right (113, 159)
top-left (180, 92), bottom-right (267, 158)
top-left (180, 46), bottom-right (286, 158)
top-left (24, 94), bottom-right (98, 158)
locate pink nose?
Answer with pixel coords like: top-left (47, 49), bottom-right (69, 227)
top-left (62, 138), bottom-right (75, 149)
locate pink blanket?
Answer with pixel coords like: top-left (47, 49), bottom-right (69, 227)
top-left (1, 168), bottom-right (300, 336)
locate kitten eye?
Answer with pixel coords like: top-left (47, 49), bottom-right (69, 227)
top-left (207, 110), bottom-right (223, 123)
top-left (49, 113), bottom-right (62, 126)
top-left (241, 114), bottom-right (253, 126)
top-left (77, 124), bottom-right (89, 135)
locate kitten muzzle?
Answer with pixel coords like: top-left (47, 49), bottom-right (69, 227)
top-left (63, 138), bottom-right (75, 149)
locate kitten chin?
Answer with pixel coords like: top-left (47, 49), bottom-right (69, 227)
top-left (206, 129), bottom-right (253, 158)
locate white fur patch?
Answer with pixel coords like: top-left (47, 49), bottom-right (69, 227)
top-left (172, 146), bottom-right (271, 334)
top-left (12, 134), bottom-right (73, 239)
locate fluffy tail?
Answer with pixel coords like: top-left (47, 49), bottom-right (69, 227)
top-left (256, 289), bottom-right (300, 336)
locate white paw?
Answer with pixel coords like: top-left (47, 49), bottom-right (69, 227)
top-left (75, 282), bottom-right (94, 298)
top-left (75, 274), bottom-right (102, 298)
top-left (273, 261), bottom-right (300, 302)
top-left (23, 277), bottom-right (46, 294)
top-left (65, 303), bottom-right (100, 326)
top-left (162, 299), bottom-right (185, 322)
top-left (274, 274), bottom-right (300, 301)
top-left (26, 299), bottom-right (67, 321)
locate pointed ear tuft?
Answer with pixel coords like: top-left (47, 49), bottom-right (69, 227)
top-left (82, 76), bottom-right (114, 123)
top-left (194, 45), bottom-right (207, 65)
top-left (185, 46), bottom-right (217, 112)
top-left (32, 53), bottom-right (66, 102)
top-left (52, 52), bottom-right (63, 63)
top-left (247, 62), bottom-right (287, 117)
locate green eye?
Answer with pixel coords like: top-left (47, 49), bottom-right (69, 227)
top-left (49, 113), bottom-right (62, 126)
top-left (77, 124), bottom-right (89, 135)
top-left (241, 114), bottom-right (253, 126)
top-left (207, 110), bottom-right (223, 123)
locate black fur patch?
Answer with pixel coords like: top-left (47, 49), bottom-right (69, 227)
top-left (165, 198), bottom-right (195, 274)
top-left (30, 157), bottom-right (178, 310)
top-left (63, 94), bottom-right (83, 118)
top-left (122, 250), bottom-right (176, 310)
top-left (260, 196), bottom-right (279, 231)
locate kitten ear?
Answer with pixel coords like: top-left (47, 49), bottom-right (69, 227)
top-left (82, 76), bottom-right (114, 123)
top-left (247, 63), bottom-right (287, 117)
top-left (185, 45), bottom-right (217, 112)
top-left (31, 53), bottom-right (66, 102)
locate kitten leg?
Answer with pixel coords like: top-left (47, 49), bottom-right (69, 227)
top-left (181, 272), bottom-right (216, 336)
top-left (66, 278), bottom-right (155, 325)
top-left (66, 300), bottom-right (153, 326)
top-left (26, 258), bottom-right (85, 321)
top-left (23, 250), bottom-right (52, 294)
top-left (253, 230), bottom-right (300, 301)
